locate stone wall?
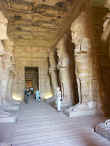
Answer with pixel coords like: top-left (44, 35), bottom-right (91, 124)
top-left (13, 56), bottom-right (52, 101)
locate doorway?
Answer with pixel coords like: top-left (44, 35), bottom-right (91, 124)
top-left (25, 67), bottom-right (39, 91)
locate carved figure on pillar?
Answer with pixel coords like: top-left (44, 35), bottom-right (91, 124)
top-left (95, 4), bottom-right (110, 139)
top-left (56, 35), bottom-right (74, 107)
top-left (48, 51), bottom-right (58, 95)
top-left (65, 11), bottom-right (100, 117)
top-left (7, 0), bottom-right (16, 8)
top-left (0, 11), bottom-right (17, 124)
top-left (0, 11), bottom-right (8, 40)
top-left (71, 12), bottom-right (97, 104)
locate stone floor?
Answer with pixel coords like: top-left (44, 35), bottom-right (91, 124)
top-left (9, 101), bottom-right (110, 146)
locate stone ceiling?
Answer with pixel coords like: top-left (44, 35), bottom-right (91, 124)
top-left (92, 0), bottom-right (105, 7)
top-left (0, 0), bottom-right (107, 57)
top-left (0, 0), bottom-right (87, 53)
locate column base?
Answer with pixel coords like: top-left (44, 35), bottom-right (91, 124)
top-left (95, 120), bottom-right (110, 140)
top-left (0, 108), bottom-right (16, 123)
top-left (2, 101), bottom-right (20, 112)
top-left (61, 98), bottom-right (73, 109)
top-left (65, 101), bottom-right (102, 118)
top-left (7, 99), bottom-right (21, 105)
top-left (3, 104), bottom-right (20, 112)
top-left (45, 96), bottom-right (56, 104)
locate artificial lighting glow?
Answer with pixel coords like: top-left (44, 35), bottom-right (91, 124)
top-left (12, 94), bottom-right (22, 101)
top-left (44, 92), bottom-right (53, 99)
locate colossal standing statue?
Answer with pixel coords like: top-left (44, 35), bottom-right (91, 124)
top-left (56, 35), bottom-right (74, 107)
top-left (65, 10), bottom-right (101, 117)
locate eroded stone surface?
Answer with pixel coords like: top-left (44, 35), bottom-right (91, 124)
top-left (56, 35), bottom-right (74, 107)
top-left (95, 119), bottom-right (110, 140)
top-left (0, 0), bottom-right (87, 50)
top-left (71, 11), bottom-right (99, 104)
top-left (0, 11), bottom-right (8, 40)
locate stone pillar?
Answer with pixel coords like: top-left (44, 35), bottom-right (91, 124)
top-left (71, 11), bottom-right (100, 104)
top-left (0, 11), bottom-right (9, 104)
top-left (6, 70), bottom-right (15, 101)
top-left (95, 4), bottom-right (110, 137)
top-left (66, 8), bottom-right (103, 117)
top-left (0, 41), bottom-right (5, 55)
top-left (0, 11), bottom-right (18, 121)
top-left (39, 58), bottom-right (51, 99)
top-left (3, 39), bottom-right (16, 101)
top-left (0, 11), bottom-right (8, 40)
top-left (0, 12), bottom-right (18, 106)
top-left (56, 35), bottom-right (74, 107)
top-left (49, 51), bottom-right (58, 95)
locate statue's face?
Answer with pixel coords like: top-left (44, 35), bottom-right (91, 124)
top-left (71, 31), bottom-right (75, 43)
top-left (71, 31), bottom-right (82, 45)
top-left (104, 0), bottom-right (110, 9)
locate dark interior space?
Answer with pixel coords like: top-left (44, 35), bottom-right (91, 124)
top-left (25, 67), bottom-right (39, 91)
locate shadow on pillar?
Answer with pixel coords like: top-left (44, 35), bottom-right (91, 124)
top-left (54, 50), bottom-right (61, 87)
top-left (48, 57), bottom-right (53, 93)
top-left (85, 5), bottom-right (110, 116)
top-left (64, 32), bottom-right (79, 105)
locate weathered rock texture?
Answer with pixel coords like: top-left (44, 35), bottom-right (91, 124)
top-left (0, 12), bottom-right (10, 103)
top-left (0, 11), bottom-right (17, 105)
top-left (56, 35), bottom-right (74, 107)
top-left (0, 11), bottom-right (8, 40)
top-left (92, 6), bottom-right (110, 114)
top-left (0, 0), bottom-right (87, 50)
top-left (65, 4), bottom-right (106, 117)
top-left (0, 0), bottom-right (87, 101)
top-left (13, 56), bottom-right (51, 100)
top-left (0, 0), bottom-right (110, 116)
top-left (71, 11), bottom-right (99, 104)
top-left (49, 51), bottom-right (58, 95)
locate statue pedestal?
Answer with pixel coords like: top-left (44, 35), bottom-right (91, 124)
top-left (0, 107), bottom-right (16, 123)
top-left (65, 101), bottom-right (102, 118)
top-left (1, 100), bottom-right (20, 112)
top-left (2, 104), bottom-right (20, 112)
top-left (95, 120), bottom-right (110, 140)
top-left (6, 99), bottom-right (21, 105)
top-left (45, 96), bottom-right (56, 104)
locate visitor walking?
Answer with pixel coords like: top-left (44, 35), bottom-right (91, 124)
top-left (35, 89), bottom-right (40, 103)
top-left (24, 88), bottom-right (31, 104)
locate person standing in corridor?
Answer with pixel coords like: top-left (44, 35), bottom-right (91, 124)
top-left (35, 89), bottom-right (40, 103)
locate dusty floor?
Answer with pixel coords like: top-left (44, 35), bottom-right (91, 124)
top-left (10, 101), bottom-right (110, 146)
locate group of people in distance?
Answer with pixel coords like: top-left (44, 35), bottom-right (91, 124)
top-left (24, 87), bottom-right (40, 104)
top-left (24, 86), bottom-right (63, 112)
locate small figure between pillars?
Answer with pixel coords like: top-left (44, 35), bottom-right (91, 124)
top-left (56, 87), bottom-right (62, 112)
